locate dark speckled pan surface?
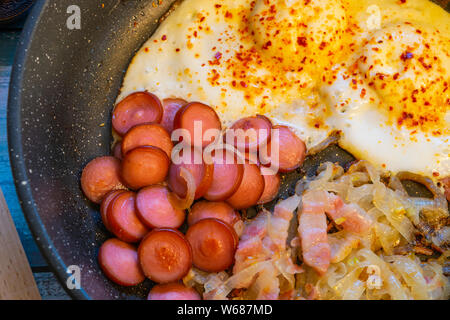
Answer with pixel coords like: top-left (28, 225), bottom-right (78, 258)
top-left (7, 0), bottom-right (449, 300)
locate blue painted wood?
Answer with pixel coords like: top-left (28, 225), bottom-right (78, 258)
top-left (0, 30), bottom-right (48, 268)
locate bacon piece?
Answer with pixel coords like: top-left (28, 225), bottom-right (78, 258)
top-left (298, 191), bottom-right (331, 275)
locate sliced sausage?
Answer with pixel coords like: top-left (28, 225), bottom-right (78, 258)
top-left (121, 146), bottom-right (170, 190)
top-left (257, 172), bottom-right (281, 204)
top-left (112, 92), bottom-right (163, 136)
top-left (261, 125), bottom-right (306, 173)
top-left (186, 218), bottom-right (237, 272)
top-left (441, 177), bottom-right (450, 201)
top-left (138, 228), bottom-right (192, 284)
top-left (204, 147), bottom-right (244, 201)
top-left (168, 147), bottom-right (213, 200)
top-left (228, 115), bottom-right (272, 152)
top-left (112, 141), bottom-right (123, 160)
top-left (173, 102), bottom-right (222, 148)
top-left (107, 191), bottom-right (149, 243)
top-left (245, 150), bottom-right (260, 165)
top-left (148, 282), bottom-right (201, 300)
top-left (136, 185), bottom-right (186, 229)
top-left (121, 123), bottom-right (173, 157)
top-left (98, 238), bottom-right (145, 286)
top-left (226, 163), bottom-right (265, 209)
top-left (161, 98), bottom-right (186, 134)
top-left (100, 189), bottom-right (126, 232)
top-left (188, 201), bottom-right (240, 226)
top-left (81, 156), bottom-right (124, 204)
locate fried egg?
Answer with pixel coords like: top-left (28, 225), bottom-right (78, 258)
top-left (117, 0), bottom-right (449, 179)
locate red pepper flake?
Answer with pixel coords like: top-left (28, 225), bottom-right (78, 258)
top-left (144, 47), bottom-right (149, 53)
top-left (389, 106), bottom-right (393, 111)
top-left (297, 36), bottom-right (307, 47)
top-left (225, 11), bottom-right (233, 19)
top-left (360, 88), bottom-right (366, 98)
top-left (433, 172), bottom-right (439, 177)
top-left (215, 51), bottom-right (222, 60)
top-left (400, 52), bottom-right (414, 61)
top-left (232, 80), bottom-right (237, 87)
top-left (432, 130), bottom-right (441, 136)
top-left (393, 73), bottom-right (400, 80)
top-left (161, 35), bottom-right (167, 41)
top-left (240, 81), bottom-right (247, 88)
top-left (215, 4), bottom-right (222, 8)
top-left (262, 41), bottom-right (272, 50)
top-left (314, 123), bottom-right (320, 128)
top-left (416, 29), bottom-right (422, 34)
top-left (418, 57), bottom-right (432, 70)
top-left (175, 48), bottom-right (180, 52)
top-left (319, 42), bottom-right (327, 50)
top-left (400, 0), bottom-right (407, 3)
top-left (194, 31), bottom-right (198, 38)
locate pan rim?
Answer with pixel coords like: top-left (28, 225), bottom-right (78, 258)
top-left (7, 0), bottom-right (89, 300)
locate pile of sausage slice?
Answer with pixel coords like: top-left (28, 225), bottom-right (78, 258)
top-left (81, 91), bottom-right (307, 300)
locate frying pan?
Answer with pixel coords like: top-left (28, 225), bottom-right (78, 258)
top-left (7, 0), bottom-right (449, 300)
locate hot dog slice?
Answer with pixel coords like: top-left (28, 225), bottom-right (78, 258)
top-left (112, 142), bottom-right (123, 160)
top-left (257, 172), bottom-right (281, 204)
top-left (186, 218), bottom-right (237, 272)
top-left (441, 177), bottom-right (450, 201)
top-left (81, 156), bottom-right (124, 204)
top-left (228, 115), bottom-right (272, 152)
top-left (262, 125), bottom-right (306, 173)
top-left (161, 98), bottom-right (187, 134)
top-left (98, 238), bottom-right (145, 286)
top-left (147, 282), bottom-right (201, 300)
top-left (112, 92), bottom-right (163, 136)
top-left (168, 147), bottom-right (213, 200)
top-left (188, 201), bottom-right (241, 227)
top-left (204, 148), bottom-right (244, 201)
top-left (245, 150), bottom-right (260, 165)
top-left (100, 189), bottom-right (126, 232)
top-left (226, 163), bottom-right (265, 210)
top-left (122, 123), bottom-right (173, 157)
top-left (121, 146), bottom-right (170, 190)
top-left (107, 191), bottom-right (149, 243)
top-left (173, 102), bottom-right (222, 148)
top-left (136, 185), bottom-right (186, 229)
top-left (138, 228), bottom-right (192, 284)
